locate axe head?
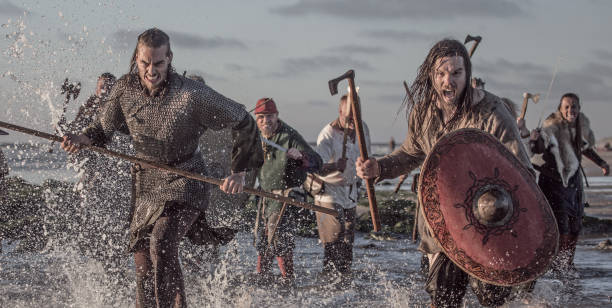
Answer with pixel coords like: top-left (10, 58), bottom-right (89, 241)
top-left (464, 34), bottom-right (482, 44)
top-left (523, 92), bottom-right (541, 104)
top-left (328, 69), bottom-right (355, 96)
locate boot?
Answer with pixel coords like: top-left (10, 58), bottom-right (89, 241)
top-left (566, 235), bottom-right (579, 274)
top-left (337, 242), bottom-right (353, 276)
top-left (553, 234), bottom-right (579, 278)
top-left (322, 243), bottom-right (335, 274)
top-left (276, 254), bottom-right (294, 279)
top-left (255, 254), bottom-right (273, 284)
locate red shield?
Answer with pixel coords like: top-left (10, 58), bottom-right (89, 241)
top-left (418, 128), bottom-right (558, 286)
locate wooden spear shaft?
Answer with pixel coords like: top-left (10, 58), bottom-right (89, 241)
top-left (346, 79), bottom-right (381, 232)
top-left (0, 120), bottom-right (338, 217)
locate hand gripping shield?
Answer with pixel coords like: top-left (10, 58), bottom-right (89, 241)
top-left (418, 128), bottom-right (558, 286)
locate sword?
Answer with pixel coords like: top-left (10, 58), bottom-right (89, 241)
top-left (260, 136), bottom-right (288, 152)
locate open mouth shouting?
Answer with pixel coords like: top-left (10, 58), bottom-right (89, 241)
top-left (145, 73), bottom-right (161, 85)
top-left (442, 88), bottom-right (456, 102)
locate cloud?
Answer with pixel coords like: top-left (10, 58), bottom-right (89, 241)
top-left (325, 44), bottom-right (388, 55)
top-left (177, 69), bottom-right (228, 84)
top-left (360, 79), bottom-right (404, 88)
top-left (268, 55), bottom-right (374, 77)
top-left (271, 0), bottom-right (524, 20)
top-left (111, 29), bottom-right (247, 50)
top-left (0, 1), bottom-right (28, 15)
top-left (592, 49), bottom-right (612, 61)
top-left (305, 99), bottom-right (331, 107)
top-left (475, 58), bottom-right (612, 103)
top-left (475, 58), bottom-right (549, 76)
top-left (361, 29), bottom-right (454, 42)
top-left (376, 94), bottom-right (404, 105)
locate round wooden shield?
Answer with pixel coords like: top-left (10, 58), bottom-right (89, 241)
top-left (418, 128), bottom-right (558, 286)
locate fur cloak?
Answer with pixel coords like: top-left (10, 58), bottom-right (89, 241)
top-left (538, 111), bottom-right (596, 187)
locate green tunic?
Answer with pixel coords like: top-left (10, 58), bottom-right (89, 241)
top-left (258, 120), bottom-right (322, 213)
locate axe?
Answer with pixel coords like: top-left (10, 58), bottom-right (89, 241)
top-left (49, 78), bottom-right (81, 152)
top-left (464, 34), bottom-right (482, 58)
top-left (519, 92), bottom-right (540, 120)
top-left (328, 69), bottom-right (381, 232)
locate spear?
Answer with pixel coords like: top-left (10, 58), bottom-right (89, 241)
top-left (0, 120), bottom-right (338, 217)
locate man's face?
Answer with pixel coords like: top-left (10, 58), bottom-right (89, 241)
top-left (560, 97), bottom-right (579, 123)
top-left (96, 77), bottom-right (112, 97)
top-left (339, 99), bottom-right (354, 130)
top-left (256, 113), bottom-right (279, 136)
top-left (136, 44), bottom-right (172, 93)
top-left (432, 56), bottom-right (466, 107)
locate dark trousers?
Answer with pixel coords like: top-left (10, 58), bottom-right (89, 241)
top-left (133, 202), bottom-right (200, 308)
top-left (315, 202), bottom-right (356, 274)
top-left (425, 253), bottom-right (512, 308)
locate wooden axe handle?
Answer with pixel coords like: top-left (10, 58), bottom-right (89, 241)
top-left (519, 95), bottom-right (529, 120)
top-left (347, 77), bottom-right (381, 232)
top-left (468, 41), bottom-right (480, 58)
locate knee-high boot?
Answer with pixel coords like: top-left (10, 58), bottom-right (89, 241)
top-left (256, 254), bottom-right (273, 274)
top-left (276, 253), bottom-right (294, 279)
top-left (566, 235), bottom-right (579, 270)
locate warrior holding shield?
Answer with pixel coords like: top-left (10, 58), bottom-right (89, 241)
top-left (357, 39), bottom-right (557, 307)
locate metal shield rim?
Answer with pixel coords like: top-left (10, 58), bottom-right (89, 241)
top-left (418, 128), bottom-right (559, 286)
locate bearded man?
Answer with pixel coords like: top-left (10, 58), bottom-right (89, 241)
top-left (356, 39), bottom-right (534, 308)
top-left (253, 97), bottom-right (322, 284)
top-left (530, 93), bottom-right (610, 276)
top-left (313, 93), bottom-right (370, 282)
top-left (61, 28), bottom-right (263, 307)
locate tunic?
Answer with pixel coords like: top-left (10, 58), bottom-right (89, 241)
top-left (376, 89), bottom-right (534, 254)
top-left (314, 120), bottom-right (371, 209)
top-left (83, 72), bottom-right (263, 248)
top-left (255, 120), bottom-right (321, 255)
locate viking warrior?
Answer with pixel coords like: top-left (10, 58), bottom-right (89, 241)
top-left (61, 28), bottom-right (263, 307)
top-left (64, 72), bottom-right (135, 274)
top-left (67, 73), bottom-right (117, 133)
top-left (253, 98), bottom-right (322, 284)
top-left (530, 93), bottom-right (610, 275)
top-left (356, 39), bottom-right (535, 307)
top-left (312, 94), bottom-right (370, 282)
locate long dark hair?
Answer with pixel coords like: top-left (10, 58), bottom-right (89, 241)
top-left (558, 92), bottom-right (582, 158)
top-left (404, 39), bottom-right (473, 131)
top-left (128, 28), bottom-right (174, 74)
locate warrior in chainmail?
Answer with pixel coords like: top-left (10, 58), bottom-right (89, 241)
top-left (61, 28), bottom-right (263, 307)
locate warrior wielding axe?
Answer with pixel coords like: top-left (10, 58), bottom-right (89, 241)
top-left (49, 79), bottom-right (81, 152)
top-left (328, 69), bottom-right (381, 232)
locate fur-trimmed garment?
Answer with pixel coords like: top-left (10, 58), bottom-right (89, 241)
top-left (536, 111), bottom-right (595, 187)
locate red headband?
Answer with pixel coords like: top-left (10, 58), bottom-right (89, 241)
top-left (254, 98), bottom-right (278, 114)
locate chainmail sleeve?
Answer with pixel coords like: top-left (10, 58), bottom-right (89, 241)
top-left (82, 76), bottom-right (129, 147)
top-left (192, 84), bottom-right (263, 173)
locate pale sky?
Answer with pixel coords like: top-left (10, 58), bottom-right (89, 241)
top-left (1, 0), bottom-right (611, 144)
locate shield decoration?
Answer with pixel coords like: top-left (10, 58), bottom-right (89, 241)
top-left (418, 128), bottom-right (558, 286)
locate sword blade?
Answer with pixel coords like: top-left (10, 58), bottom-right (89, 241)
top-left (260, 136), bottom-right (288, 152)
